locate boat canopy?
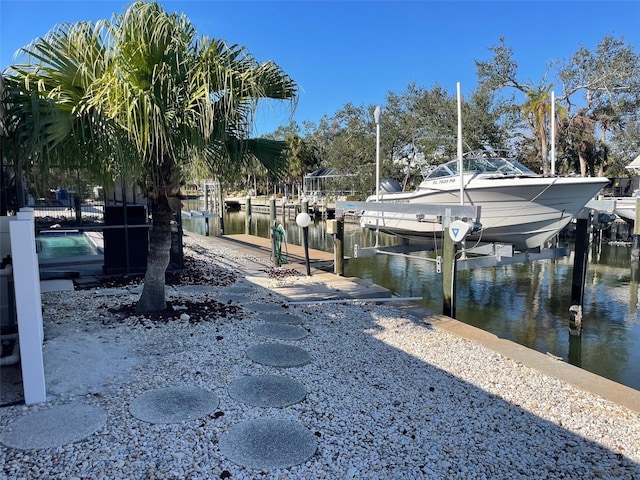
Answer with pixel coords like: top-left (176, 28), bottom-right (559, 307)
top-left (425, 157), bottom-right (535, 179)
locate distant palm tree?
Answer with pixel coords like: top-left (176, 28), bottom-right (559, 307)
top-left (4, 0), bottom-right (297, 312)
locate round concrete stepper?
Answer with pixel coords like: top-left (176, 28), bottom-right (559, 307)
top-left (129, 386), bottom-right (219, 424)
top-left (0, 404), bottom-right (107, 450)
top-left (228, 375), bottom-right (306, 408)
top-left (246, 343), bottom-right (312, 367)
top-left (254, 322), bottom-right (308, 341)
top-left (244, 302), bottom-right (286, 313)
top-left (227, 283), bottom-right (255, 295)
top-left (259, 313), bottom-right (305, 326)
top-left (216, 293), bottom-right (245, 304)
top-left (219, 418), bottom-right (318, 469)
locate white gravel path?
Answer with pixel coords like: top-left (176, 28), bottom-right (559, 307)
top-left (1, 233), bottom-right (639, 479)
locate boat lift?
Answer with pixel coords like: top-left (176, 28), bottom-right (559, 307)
top-left (334, 200), bottom-right (594, 325)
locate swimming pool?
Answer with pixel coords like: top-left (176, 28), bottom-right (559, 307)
top-left (37, 231), bottom-right (102, 259)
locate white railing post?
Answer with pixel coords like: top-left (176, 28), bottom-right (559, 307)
top-left (9, 208), bottom-right (47, 404)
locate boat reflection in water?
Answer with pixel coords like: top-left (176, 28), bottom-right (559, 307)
top-left (182, 209), bottom-right (640, 392)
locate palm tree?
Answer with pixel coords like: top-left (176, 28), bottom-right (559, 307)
top-left (521, 85), bottom-right (553, 174)
top-left (3, 0), bottom-right (297, 313)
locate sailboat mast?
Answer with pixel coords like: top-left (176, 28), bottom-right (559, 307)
top-left (551, 91), bottom-right (556, 175)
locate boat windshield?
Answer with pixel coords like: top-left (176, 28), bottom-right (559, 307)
top-left (425, 157), bottom-right (535, 179)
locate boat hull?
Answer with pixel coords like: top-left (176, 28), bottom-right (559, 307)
top-left (360, 175), bottom-right (609, 250)
top-left (614, 197), bottom-right (638, 222)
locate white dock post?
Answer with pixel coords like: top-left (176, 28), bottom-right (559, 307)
top-left (9, 208), bottom-right (47, 404)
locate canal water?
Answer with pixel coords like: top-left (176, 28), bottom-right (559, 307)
top-left (182, 207), bottom-right (640, 392)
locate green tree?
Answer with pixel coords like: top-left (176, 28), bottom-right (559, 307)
top-left (282, 131), bottom-right (320, 198)
top-left (4, 1), bottom-right (296, 312)
top-left (559, 36), bottom-right (640, 176)
top-left (475, 37), bottom-right (557, 173)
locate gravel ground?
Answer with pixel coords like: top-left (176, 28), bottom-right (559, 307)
top-left (1, 233), bottom-right (639, 479)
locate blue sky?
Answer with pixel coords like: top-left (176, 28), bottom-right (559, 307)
top-left (1, 1), bottom-right (638, 135)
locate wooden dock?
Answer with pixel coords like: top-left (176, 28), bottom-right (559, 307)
top-left (223, 233), bottom-right (340, 266)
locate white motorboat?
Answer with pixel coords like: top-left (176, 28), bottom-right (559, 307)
top-left (613, 155), bottom-right (640, 222)
top-left (614, 194), bottom-right (638, 222)
top-left (360, 154), bottom-right (609, 250)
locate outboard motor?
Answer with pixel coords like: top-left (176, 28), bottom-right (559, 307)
top-left (379, 178), bottom-right (403, 193)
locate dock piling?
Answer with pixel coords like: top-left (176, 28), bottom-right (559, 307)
top-left (245, 196), bottom-right (252, 235)
top-left (335, 216), bottom-right (345, 276)
top-left (442, 228), bottom-right (457, 318)
top-left (632, 198), bottom-right (640, 262)
top-left (569, 213), bottom-right (590, 336)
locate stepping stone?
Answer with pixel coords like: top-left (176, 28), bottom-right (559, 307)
top-left (129, 386), bottom-right (219, 424)
top-left (216, 293), bottom-right (245, 304)
top-left (255, 323), bottom-right (308, 341)
top-left (219, 418), bottom-right (318, 469)
top-left (174, 285), bottom-right (217, 295)
top-left (259, 313), bottom-right (305, 325)
top-left (92, 288), bottom-right (130, 297)
top-left (127, 285), bottom-right (144, 294)
top-left (0, 404), bottom-right (107, 450)
top-left (228, 375), bottom-right (306, 407)
top-left (244, 302), bottom-right (285, 313)
top-left (227, 284), bottom-right (254, 294)
top-left (246, 343), bottom-right (312, 367)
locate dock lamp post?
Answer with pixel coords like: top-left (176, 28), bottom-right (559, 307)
top-left (374, 105), bottom-right (381, 246)
top-left (296, 212), bottom-right (312, 276)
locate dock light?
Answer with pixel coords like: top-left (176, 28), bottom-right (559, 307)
top-left (296, 212), bottom-right (312, 276)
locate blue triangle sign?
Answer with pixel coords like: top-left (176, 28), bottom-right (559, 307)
top-left (452, 227), bottom-right (459, 238)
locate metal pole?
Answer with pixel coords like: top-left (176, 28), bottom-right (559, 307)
top-left (302, 226), bottom-right (311, 276)
top-left (457, 82), bottom-right (464, 206)
top-left (551, 91), bottom-right (556, 175)
top-left (374, 106), bottom-right (381, 247)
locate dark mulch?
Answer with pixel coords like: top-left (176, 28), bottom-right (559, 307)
top-left (88, 254), bottom-right (238, 289)
top-left (104, 299), bottom-right (243, 325)
top-left (87, 253), bottom-right (243, 324)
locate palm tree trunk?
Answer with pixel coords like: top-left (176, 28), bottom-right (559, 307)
top-left (136, 193), bottom-right (172, 313)
top-left (539, 125), bottom-right (548, 175)
top-left (578, 142), bottom-right (589, 177)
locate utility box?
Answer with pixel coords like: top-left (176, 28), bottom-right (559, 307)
top-left (326, 219), bottom-right (337, 235)
top-left (103, 205), bottom-right (149, 274)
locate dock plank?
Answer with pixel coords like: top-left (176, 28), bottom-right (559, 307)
top-left (223, 233), bottom-right (342, 264)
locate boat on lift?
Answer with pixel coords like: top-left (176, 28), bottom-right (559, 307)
top-left (613, 155), bottom-right (640, 222)
top-left (360, 152), bottom-right (609, 250)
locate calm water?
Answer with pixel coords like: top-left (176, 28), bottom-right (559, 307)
top-left (182, 207), bottom-right (640, 391)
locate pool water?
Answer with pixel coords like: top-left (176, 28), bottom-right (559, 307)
top-left (37, 231), bottom-right (100, 259)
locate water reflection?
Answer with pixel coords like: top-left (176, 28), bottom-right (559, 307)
top-left (181, 207), bottom-right (639, 391)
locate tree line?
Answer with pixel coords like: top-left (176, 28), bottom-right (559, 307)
top-left (250, 36), bottom-right (639, 200)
